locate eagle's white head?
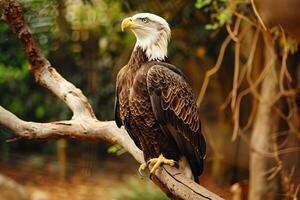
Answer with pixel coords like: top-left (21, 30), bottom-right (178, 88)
top-left (121, 13), bottom-right (171, 61)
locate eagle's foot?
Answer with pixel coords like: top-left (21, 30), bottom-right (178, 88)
top-left (147, 154), bottom-right (175, 174)
top-left (138, 162), bottom-right (148, 176)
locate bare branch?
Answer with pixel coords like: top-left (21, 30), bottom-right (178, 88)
top-left (1, 0), bottom-right (95, 120)
top-left (250, 0), bottom-right (267, 31)
top-left (0, 105), bottom-right (143, 163)
top-left (196, 16), bottom-right (242, 107)
top-left (196, 35), bottom-right (231, 107)
top-left (0, 0), bottom-right (223, 199)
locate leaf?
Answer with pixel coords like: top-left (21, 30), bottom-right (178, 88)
top-left (286, 36), bottom-right (298, 54)
top-left (216, 11), bottom-right (231, 25)
top-left (205, 23), bottom-right (219, 30)
top-left (195, 0), bottom-right (212, 9)
top-left (107, 144), bottom-right (122, 154)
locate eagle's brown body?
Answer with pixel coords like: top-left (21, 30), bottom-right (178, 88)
top-left (115, 47), bottom-right (206, 182)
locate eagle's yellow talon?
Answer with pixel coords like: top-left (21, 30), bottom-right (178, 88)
top-left (138, 162), bottom-right (148, 176)
top-left (147, 154), bottom-right (175, 174)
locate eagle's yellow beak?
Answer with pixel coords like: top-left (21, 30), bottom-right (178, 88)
top-left (121, 17), bottom-right (134, 32)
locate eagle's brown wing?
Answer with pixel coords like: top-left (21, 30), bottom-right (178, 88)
top-left (147, 64), bottom-right (206, 182)
top-left (114, 91), bottom-right (122, 128)
top-left (115, 66), bottom-right (142, 149)
top-left (115, 66), bottom-right (127, 128)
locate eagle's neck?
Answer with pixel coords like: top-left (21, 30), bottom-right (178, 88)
top-left (128, 46), bottom-right (148, 69)
top-left (134, 30), bottom-right (169, 61)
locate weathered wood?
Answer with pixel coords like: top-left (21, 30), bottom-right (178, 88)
top-left (249, 34), bottom-right (280, 200)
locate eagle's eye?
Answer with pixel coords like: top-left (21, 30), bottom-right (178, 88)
top-left (141, 18), bottom-right (149, 23)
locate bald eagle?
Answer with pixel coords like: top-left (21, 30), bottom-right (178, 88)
top-left (115, 13), bottom-right (206, 183)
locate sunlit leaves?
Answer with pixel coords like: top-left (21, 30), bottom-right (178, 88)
top-left (204, 23), bottom-right (219, 30)
top-left (216, 11), bottom-right (231, 25)
top-left (195, 0), bottom-right (211, 9)
top-left (195, 0), bottom-right (238, 30)
top-left (107, 144), bottom-right (125, 155)
top-left (285, 36), bottom-right (298, 54)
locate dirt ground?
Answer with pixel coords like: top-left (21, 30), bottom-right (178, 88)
top-left (0, 152), bottom-right (231, 200)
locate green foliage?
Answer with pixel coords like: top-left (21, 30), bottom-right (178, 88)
top-left (195, 0), bottom-right (211, 9)
top-left (271, 27), bottom-right (299, 54)
top-left (0, 23), bottom-right (28, 68)
top-left (285, 36), bottom-right (298, 54)
top-left (195, 0), bottom-right (241, 30)
top-left (107, 144), bottom-right (122, 154)
top-left (111, 176), bottom-right (169, 200)
top-left (0, 63), bottom-right (28, 83)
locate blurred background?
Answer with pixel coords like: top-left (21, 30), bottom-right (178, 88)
top-left (0, 0), bottom-right (299, 199)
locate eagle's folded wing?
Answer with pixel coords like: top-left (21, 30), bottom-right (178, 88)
top-left (147, 65), bottom-right (206, 182)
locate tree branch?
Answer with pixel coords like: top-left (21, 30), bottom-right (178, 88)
top-left (0, 0), bottom-right (223, 199)
top-left (0, 105), bottom-right (144, 163)
top-left (1, 0), bottom-right (95, 120)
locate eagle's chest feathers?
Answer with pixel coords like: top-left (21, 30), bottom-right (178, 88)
top-left (118, 47), bottom-right (155, 122)
top-left (130, 71), bottom-right (151, 113)
top-left (121, 66), bottom-right (154, 126)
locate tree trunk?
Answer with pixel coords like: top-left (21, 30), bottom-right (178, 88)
top-left (249, 35), bottom-right (280, 200)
